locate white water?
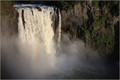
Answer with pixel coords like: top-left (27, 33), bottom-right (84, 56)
top-left (14, 5), bottom-right (63, 76)
top-left (17, 5), bottom-right (57, 54)
top-left (58, 9), bottom-right (61, 43)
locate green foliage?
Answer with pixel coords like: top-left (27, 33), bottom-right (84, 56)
top-left (64, 1), bottom-right (118, 54)
top-left (45, 1), bottom-right (79, 10)
top-left (93, 1), bottom-right (99, 6)
top-left (99, 1), bottom-right (119, 16)
top-left (59, 1), bottom-right (78, 10)
top-left (79, 24), bottom-right (88, 34)
top-left (88, 31), bottom-right (115, 54)
top-left (6, 14), bottom-right (14, 20)
top-left (0, 9), bottom-right (4, 13)
top-left (95, 9), bottom-right (99, 14)
top-left (82, 1), bottom-right (118, 54)
top-left (1, 1), bottom-right (15, 20)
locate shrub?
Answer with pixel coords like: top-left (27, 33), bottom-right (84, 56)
top-left (93, 1), bottom-right (99, 6)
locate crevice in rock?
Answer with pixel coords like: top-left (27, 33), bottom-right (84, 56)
top-left (31, 9), bottom-right (34, 15)
top-left (22, 10), bottom-right (25, 29)
top-left (35, 6), bottom-right (42, 11)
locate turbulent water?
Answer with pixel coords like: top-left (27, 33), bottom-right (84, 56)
top-left (1, 4), bottom-right (119, 79)
top-left (17, 4), bottom-right (57, 54)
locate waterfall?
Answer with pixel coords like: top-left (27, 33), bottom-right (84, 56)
top-left (2, 4), bottom-right (107, 79)
top-left (58, 9), bottom-right (61, 43)
top-left (15, 4), bottom-right (61, 54)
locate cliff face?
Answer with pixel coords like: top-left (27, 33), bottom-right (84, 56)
top-left (1, 1), bottom-right (18, 38)
top-left (1, 1), bottom-right (119, 62)
top-left (61, 2), bottom-right (91, 39)
top-left (61, 1), bottom-right (119, 59)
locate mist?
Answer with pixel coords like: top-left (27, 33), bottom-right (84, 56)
top-left (1, 34), bottom-right (109, 79)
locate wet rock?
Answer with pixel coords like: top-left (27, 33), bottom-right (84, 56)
top-left (54, 7), bottom-right (57, 11)
top-left (35, 6), bottom-right (42, 11)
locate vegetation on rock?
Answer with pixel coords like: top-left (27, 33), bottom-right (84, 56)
top-left (1, 1), bottom-right (18, 37)
top-left (58, 1), bottom-right (119, 62)
top-left (1, 1), bottom-right (119, 62)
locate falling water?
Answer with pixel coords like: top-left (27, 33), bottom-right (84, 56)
top-left (14, 5), bottom-right (63, 76)
top-left (58, 9), bottom-right (61, 43)
top-left (16, 4), bottom-right (59, 55)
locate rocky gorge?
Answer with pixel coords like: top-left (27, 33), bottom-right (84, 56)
top-left (1, 1), bottom-right (119, 79)
top-left (1, 1), bottom-right (119, 62)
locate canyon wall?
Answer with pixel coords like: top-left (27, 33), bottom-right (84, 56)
top-left (1, 1), bottom-right (119, 62)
